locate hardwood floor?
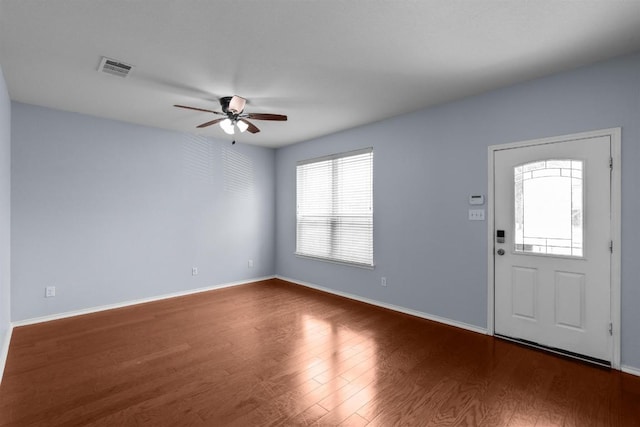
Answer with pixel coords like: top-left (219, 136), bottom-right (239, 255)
top-left (1, 278), bottom-right (639, 426)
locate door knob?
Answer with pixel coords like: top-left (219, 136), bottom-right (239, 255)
top-left (497, 249), bottom-right (505, 256)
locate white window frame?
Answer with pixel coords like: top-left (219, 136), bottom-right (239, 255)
top-left (296, 148), bottom-right (374, 268)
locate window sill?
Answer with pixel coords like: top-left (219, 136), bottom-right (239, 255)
top-left (294, 253), bottom-right (375, 270)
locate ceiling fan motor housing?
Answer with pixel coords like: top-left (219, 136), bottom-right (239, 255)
top-left (219, 96), bottom-right (233, 114)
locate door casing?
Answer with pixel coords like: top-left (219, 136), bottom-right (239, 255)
top-left (487, 128), bottom-right (621, 369)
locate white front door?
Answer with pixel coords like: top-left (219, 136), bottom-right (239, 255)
top-left (493, 134), bottom-right (612, 363)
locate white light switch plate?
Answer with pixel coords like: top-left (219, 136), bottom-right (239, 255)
top-left (468, 209), bottom-right (485, 221)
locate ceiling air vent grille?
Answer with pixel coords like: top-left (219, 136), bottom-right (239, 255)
top-left (98, 57), bottom-right (134, 78)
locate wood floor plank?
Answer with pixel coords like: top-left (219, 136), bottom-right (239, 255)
top-left (1, 278), bottom-right (639, 426)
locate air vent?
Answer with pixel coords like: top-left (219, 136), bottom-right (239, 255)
top-left (98, 57), bottom-right (134, 78)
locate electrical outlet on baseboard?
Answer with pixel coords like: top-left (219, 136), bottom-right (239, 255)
top-left (45, 286), bottom-right (56, 298)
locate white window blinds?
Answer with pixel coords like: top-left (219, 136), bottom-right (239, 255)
top-left (296, 148), bottom-right (373, 267)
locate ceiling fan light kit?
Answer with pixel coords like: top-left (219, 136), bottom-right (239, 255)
top-left (174, 95), bottom-right (287, 142)
top-left (220, 118), bottom-right (235, 134)
top-left (236, 120), bottom-right (249, 133)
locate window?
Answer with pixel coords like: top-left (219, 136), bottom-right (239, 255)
top-left (296, 148), bottom-right (373, 267)
top-left (514, 159), bottom-right (583, 257)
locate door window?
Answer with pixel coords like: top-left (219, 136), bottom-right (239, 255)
top-left (514, 159), bottom-right (583, 257)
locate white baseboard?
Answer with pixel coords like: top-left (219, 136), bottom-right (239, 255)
top-left (621, 365), bottom-right (640, 377)
top-left (276, 275), bottom-right (488, 336)
top-left (12, 276), bottom-right (276, 328)
top-left (0, 325), bottom-right (13, 385)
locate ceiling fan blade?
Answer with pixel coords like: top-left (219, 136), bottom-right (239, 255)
top-left (229, 96), bottom-right (246, 113)
top-left (174, 104), bottom-right (224, 115)
top-left (239, 119), bottom-right (260, 134)
top-left (245, 113), bottom-right (287, 121)
top-left (197, 118), bottom-right (225, 128)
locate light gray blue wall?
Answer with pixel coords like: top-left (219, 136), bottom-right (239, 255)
top-left (11, 103), bottom-right (275, 321)
top-left (275, 52), bottom-right (640, 369)
top-left (0, 66), bottom-right (11, 355)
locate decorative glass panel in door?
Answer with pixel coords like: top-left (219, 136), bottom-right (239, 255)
top-left (514, 159), bottom-right (583, 257)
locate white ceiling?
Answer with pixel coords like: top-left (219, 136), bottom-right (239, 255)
top-left (1, 1), bottom-right (640, 148)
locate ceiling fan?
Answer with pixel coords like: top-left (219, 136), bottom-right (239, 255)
top-left (174, 95), bottom-right (287, 138)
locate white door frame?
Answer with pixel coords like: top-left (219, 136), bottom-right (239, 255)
top-left (487, 128), bottom-right (621, 369)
